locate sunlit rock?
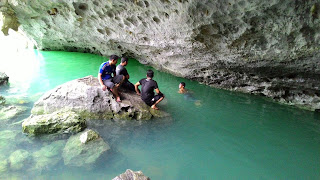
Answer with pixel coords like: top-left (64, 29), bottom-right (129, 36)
top-left (62, 129), bottom-right (110, 168)
top-left (0, 72), bottom-right (9, 85)
top-left (8, 149), bottom-right (30, 171)
top-left (79, 129), bottom-right (99, 144)
top-left (31, 140), bottom-right (65, 172)
top-left (113, 169), bottom-right (150, 180)
top-left (22, 110), bottom-right (86, 135)
top-left (31, 76), bottom-right (169, 120)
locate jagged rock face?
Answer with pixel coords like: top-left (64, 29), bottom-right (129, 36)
top-left (1, 0), bottom-right (320, 110)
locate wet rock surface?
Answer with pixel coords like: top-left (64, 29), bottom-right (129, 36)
top-left (1, 1), bottom-right (320, 110)
top-left (113, 169), bottom-right (150, 180)
top-left (22, 110), bottom-right (87, 135)
top-left (31, 140), bottom-right (66, 172)
top-left (62, 129), bottom-right (110, 168)
top-left (0, 72), bottom-right (9, 85)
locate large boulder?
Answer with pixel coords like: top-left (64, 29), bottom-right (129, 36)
top-left (22, 110), bottom-right (86, 135)
top-left (62, 129), bottom-right (110, 167)
top-left (31, 75), bottom-right (169, 120)
top-left (113, 169), bottom-right (150, 180)
top-left (0, 72), bottom-right (9, 85)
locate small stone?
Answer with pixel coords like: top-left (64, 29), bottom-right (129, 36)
top-left (113, 169), bottom-right (150, 180)
top-left (0, 96), bottom-right (5, 106)
top-left (0, 72), bottom-right (9, 85)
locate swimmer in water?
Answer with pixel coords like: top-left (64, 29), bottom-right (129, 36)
top-left (178, 82), bottom-right (201, 106)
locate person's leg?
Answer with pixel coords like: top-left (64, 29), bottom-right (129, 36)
top-left (104, 79), bottom-right (120, 102)
top-left (111, 75), bottom-right (124, 102)
top-left (151, 94), bottom-right (164, 110)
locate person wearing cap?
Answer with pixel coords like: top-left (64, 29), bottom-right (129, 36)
top-left (135, 69), bottom-right (164, 110)
top-left (116, 57), bottom-right (135, 92)
top-left (98, 55), bottom-right (125, 102)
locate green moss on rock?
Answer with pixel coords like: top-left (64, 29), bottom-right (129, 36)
top-left (63, 130), bottom-right (110, 168)
top-left (22, 110), bottom-right (86, 135)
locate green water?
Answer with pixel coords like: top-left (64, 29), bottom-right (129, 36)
top-left (0, 50), bottom-right (319, 179)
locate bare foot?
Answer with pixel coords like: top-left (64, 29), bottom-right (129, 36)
top-left (116, 97), bottom-right (121, 102)
top-left (151, 105), bottom-right (159, 110)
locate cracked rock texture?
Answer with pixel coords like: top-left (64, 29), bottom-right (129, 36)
top-left (0, 0), bottom-right (320, 110)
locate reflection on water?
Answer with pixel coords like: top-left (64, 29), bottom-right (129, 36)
top-left (0, 50), bottom-right (319, 179)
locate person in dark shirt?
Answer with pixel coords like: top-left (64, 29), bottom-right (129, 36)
top-left (116, 57), bottom-right (135, 92)
top-left (135, 70), bottom-right (164, 110)
top-left (98, 55), bottom-right (125, 102)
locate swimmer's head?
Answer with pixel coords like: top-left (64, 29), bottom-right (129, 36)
top-left (179, 82), bottom-right (185, 89)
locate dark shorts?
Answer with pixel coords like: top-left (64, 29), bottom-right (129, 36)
top-left (144, 94), bottom-right (164, 106)
top-left (103, 75), bottom-right (123, 89)
top-left (121, 80), bottom-right (135, 92)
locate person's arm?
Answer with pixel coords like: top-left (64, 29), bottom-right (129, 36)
top-left (155, 88), bottom-right (164, 97)
top-left (126, 74), bottom-right (130, 79)
top-left (135, 82), bottom-right (141, 95)
top-left (98, 73), bottom-right (107, 91)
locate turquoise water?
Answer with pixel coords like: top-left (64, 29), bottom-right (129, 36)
top-left (0, 50), bottom-right (319, 179)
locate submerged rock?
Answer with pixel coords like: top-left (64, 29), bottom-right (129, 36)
top-left (113, 169), bottom-right (150, 180)
top-left (0, 105), bottom-right (27, 122)
top-left (22, 110), bottom-right (86, 135)
top-left (9, 149), bottom-right (30, 171)
top-left (31, 140), bottom-right (65, 172)
top-left (5, 94), bottom-right (32, 105)
top-left (62, 129), bottom-right (110, 167)
top-left (0, 158), bottom-right (8, 173)
top-left (31, 76), bottom-right (169, 120)
top-left (0, 130), bottom-right (18, 156)
top-left (0, 72), bottom-right (9, 85)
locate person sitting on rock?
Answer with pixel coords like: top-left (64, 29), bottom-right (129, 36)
top-left (98, 55), bottom-right (125, 102)
top-left (116, 57), bottom-right (135, 92)
top-left (135, 70), bottom-right (164, 110)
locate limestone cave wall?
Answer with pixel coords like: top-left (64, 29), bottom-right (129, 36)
top-left (0, 0), bottom-right (319, 110)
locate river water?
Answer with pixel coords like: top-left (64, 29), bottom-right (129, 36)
top-left (0, 50), bottom-right (319, 179)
